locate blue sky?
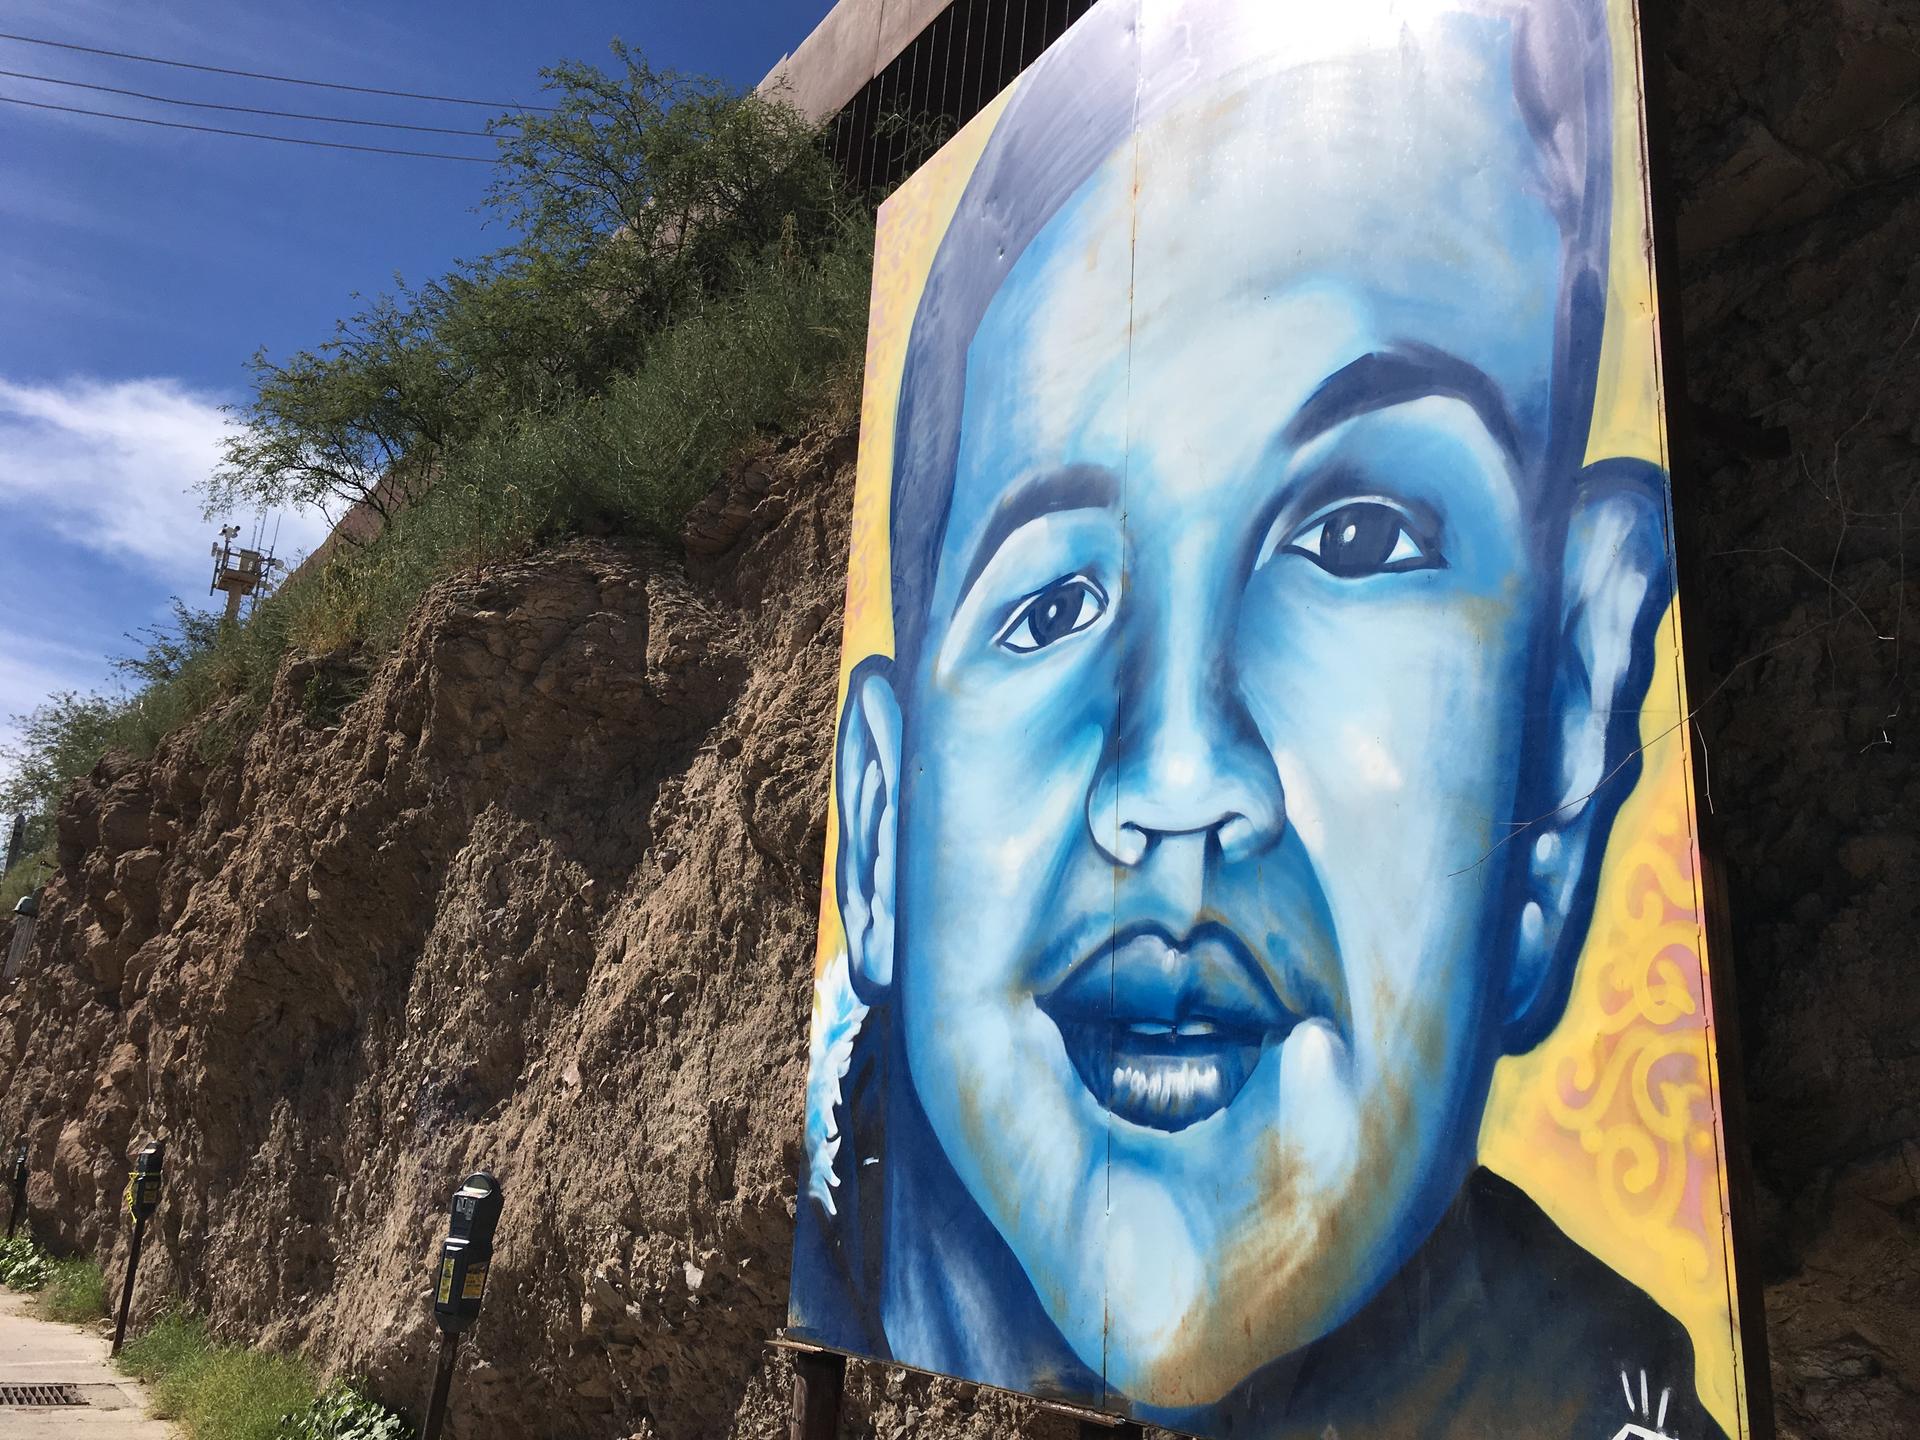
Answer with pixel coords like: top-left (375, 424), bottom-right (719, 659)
top-left (0, 0), bottom-right (830, 777)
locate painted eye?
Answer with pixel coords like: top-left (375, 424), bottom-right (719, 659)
top-left (997, 576), bottom-right (1109, 654)
top-left (1283, 502), bottom-right (1442, 578)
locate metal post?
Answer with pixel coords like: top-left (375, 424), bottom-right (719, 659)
top-left (788, 1348), bottom-right (845, 1440)
top-left (419, 1330), bottom-right (461, 1440)
top-left (7, 1138), bottom-right (26, 1237)
top-left (109, 1214), bottom-right (145, 1357)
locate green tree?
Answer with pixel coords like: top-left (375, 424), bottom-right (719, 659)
top-left (0, 691), bottom-right (121, 856)
top-left (208, 289), bottom-right (458, 529)
top-left (484, 40), bottom-right (842, 292)
top-left (0, 601), bottom-right (223, 866)
top-left (209, 42), bottom-right (846, 533)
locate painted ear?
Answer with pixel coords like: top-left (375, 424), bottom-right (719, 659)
top-left (835, 655), bottom-right (905, 1003)
top-left (1502, 460), bottom-right (1674, 1052)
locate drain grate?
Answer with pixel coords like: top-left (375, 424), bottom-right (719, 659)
top-left (0, 1382), bottom-right (86, 1406)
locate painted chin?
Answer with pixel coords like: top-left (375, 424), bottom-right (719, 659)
top-left (1105, 1021), bottom-right (1366, 1335)
top-left (1001, 1020), bottom-right (1373, 1406)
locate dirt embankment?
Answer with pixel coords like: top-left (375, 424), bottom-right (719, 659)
top-left (0, 5), bottom-right (1916, 1438)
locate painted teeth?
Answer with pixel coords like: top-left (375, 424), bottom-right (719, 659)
top-left (1110, 1060), bottom-right (1223, 1111)
top-left (1122, 1020), bottom-right (1220, 1038)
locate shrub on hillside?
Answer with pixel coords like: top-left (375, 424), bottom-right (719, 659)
top-left (0, 692), bottom-right (121, 860)
top-left (207, 39), bottom-right (853, 533)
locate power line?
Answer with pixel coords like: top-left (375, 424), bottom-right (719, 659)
top-left (0, 67), bottom-right (504, 136)
top-left (0, 93), bottom-right (495, 162)
top-left (0, 30), bottom-right (554, 112)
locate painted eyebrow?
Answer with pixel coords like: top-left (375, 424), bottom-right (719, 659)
top-left (1282, 344), bottom-right (1522, 461)
top-left (954, 462), bottom-right (1119, 604)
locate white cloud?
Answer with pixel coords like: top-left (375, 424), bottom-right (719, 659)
top-left (0, 374), bottom-right (330, 798)
top-left (0, 374), bottom-right (331, 593)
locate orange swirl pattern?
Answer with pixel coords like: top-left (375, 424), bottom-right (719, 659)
top-left (1482, 684), bottom-right (1745, 1435)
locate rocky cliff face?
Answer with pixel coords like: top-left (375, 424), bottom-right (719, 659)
top-left (1, 5), bottom-right (1917, 1439)
top-left (0, 427), bottom-right (856, 1439)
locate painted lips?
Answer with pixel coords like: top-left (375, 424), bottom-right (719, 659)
top-left (1039, 923), bottom-right (1298, 1132)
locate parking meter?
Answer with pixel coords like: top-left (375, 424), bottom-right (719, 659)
top-left (127, 1139), bottom-right (164, 1219)
top-left (433, 1172), bottom-right (502, 1333)
top-left (6, 1138), bottom-right (26, 1238)
top-left (422, 1171), bottom-right (503, 1440)
top-left (111, 1138), bottom-right (164, 1356)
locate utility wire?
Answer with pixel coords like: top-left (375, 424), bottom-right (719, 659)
top-left (0, 93), bottom-right (495, 162)
top-left (0, 30), bottom-right (554, 112)
top-left (0, 67), bottom-right (504, 136)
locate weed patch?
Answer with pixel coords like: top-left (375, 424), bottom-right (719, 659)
top-left (117, 1309), bottom-right (413, 1440)
top-left (281, 1381), bottom-right (415, 1440)
top-left (37, 1256), bottom-right (107, 1323)
top-left (117, 1308), bottom-right (213, 1386)
top-left (128, 1311), bottom-right (309, 1440)
top-left (0, 1235), bottom-right (50, 1291)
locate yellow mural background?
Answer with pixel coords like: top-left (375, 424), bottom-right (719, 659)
top-left (810, 5), bottom-right (1748, 1435)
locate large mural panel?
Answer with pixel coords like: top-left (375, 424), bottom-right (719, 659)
top-left (788, 2), bottom-right (1760, 1436)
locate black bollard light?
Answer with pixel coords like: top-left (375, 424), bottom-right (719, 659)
top-left (419, 1171), bottom-right (502, 1440)
top-left (110, 1138), bottom-right (164, 1356)
top-left (5, 1138), bottom-right (26, 1238)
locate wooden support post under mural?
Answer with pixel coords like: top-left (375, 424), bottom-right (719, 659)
top-left (788, 1347), bottom-right (845, 1440)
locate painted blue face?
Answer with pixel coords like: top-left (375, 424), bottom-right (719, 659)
top-left (838, 7), bottom-right (1666, 1414)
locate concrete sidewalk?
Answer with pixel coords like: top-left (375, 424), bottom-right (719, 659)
top-left (0, 1291), bottom-right (175, 1436)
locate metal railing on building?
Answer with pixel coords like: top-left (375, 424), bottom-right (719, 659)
top-left (817, 0), bottom-right (1100, 195)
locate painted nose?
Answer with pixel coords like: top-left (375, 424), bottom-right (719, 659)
top-left (1088, 649), bottom-right (1286, 868)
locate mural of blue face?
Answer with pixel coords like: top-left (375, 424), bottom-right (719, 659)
top-left (816, 0), bottom-right (1683, 1425)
